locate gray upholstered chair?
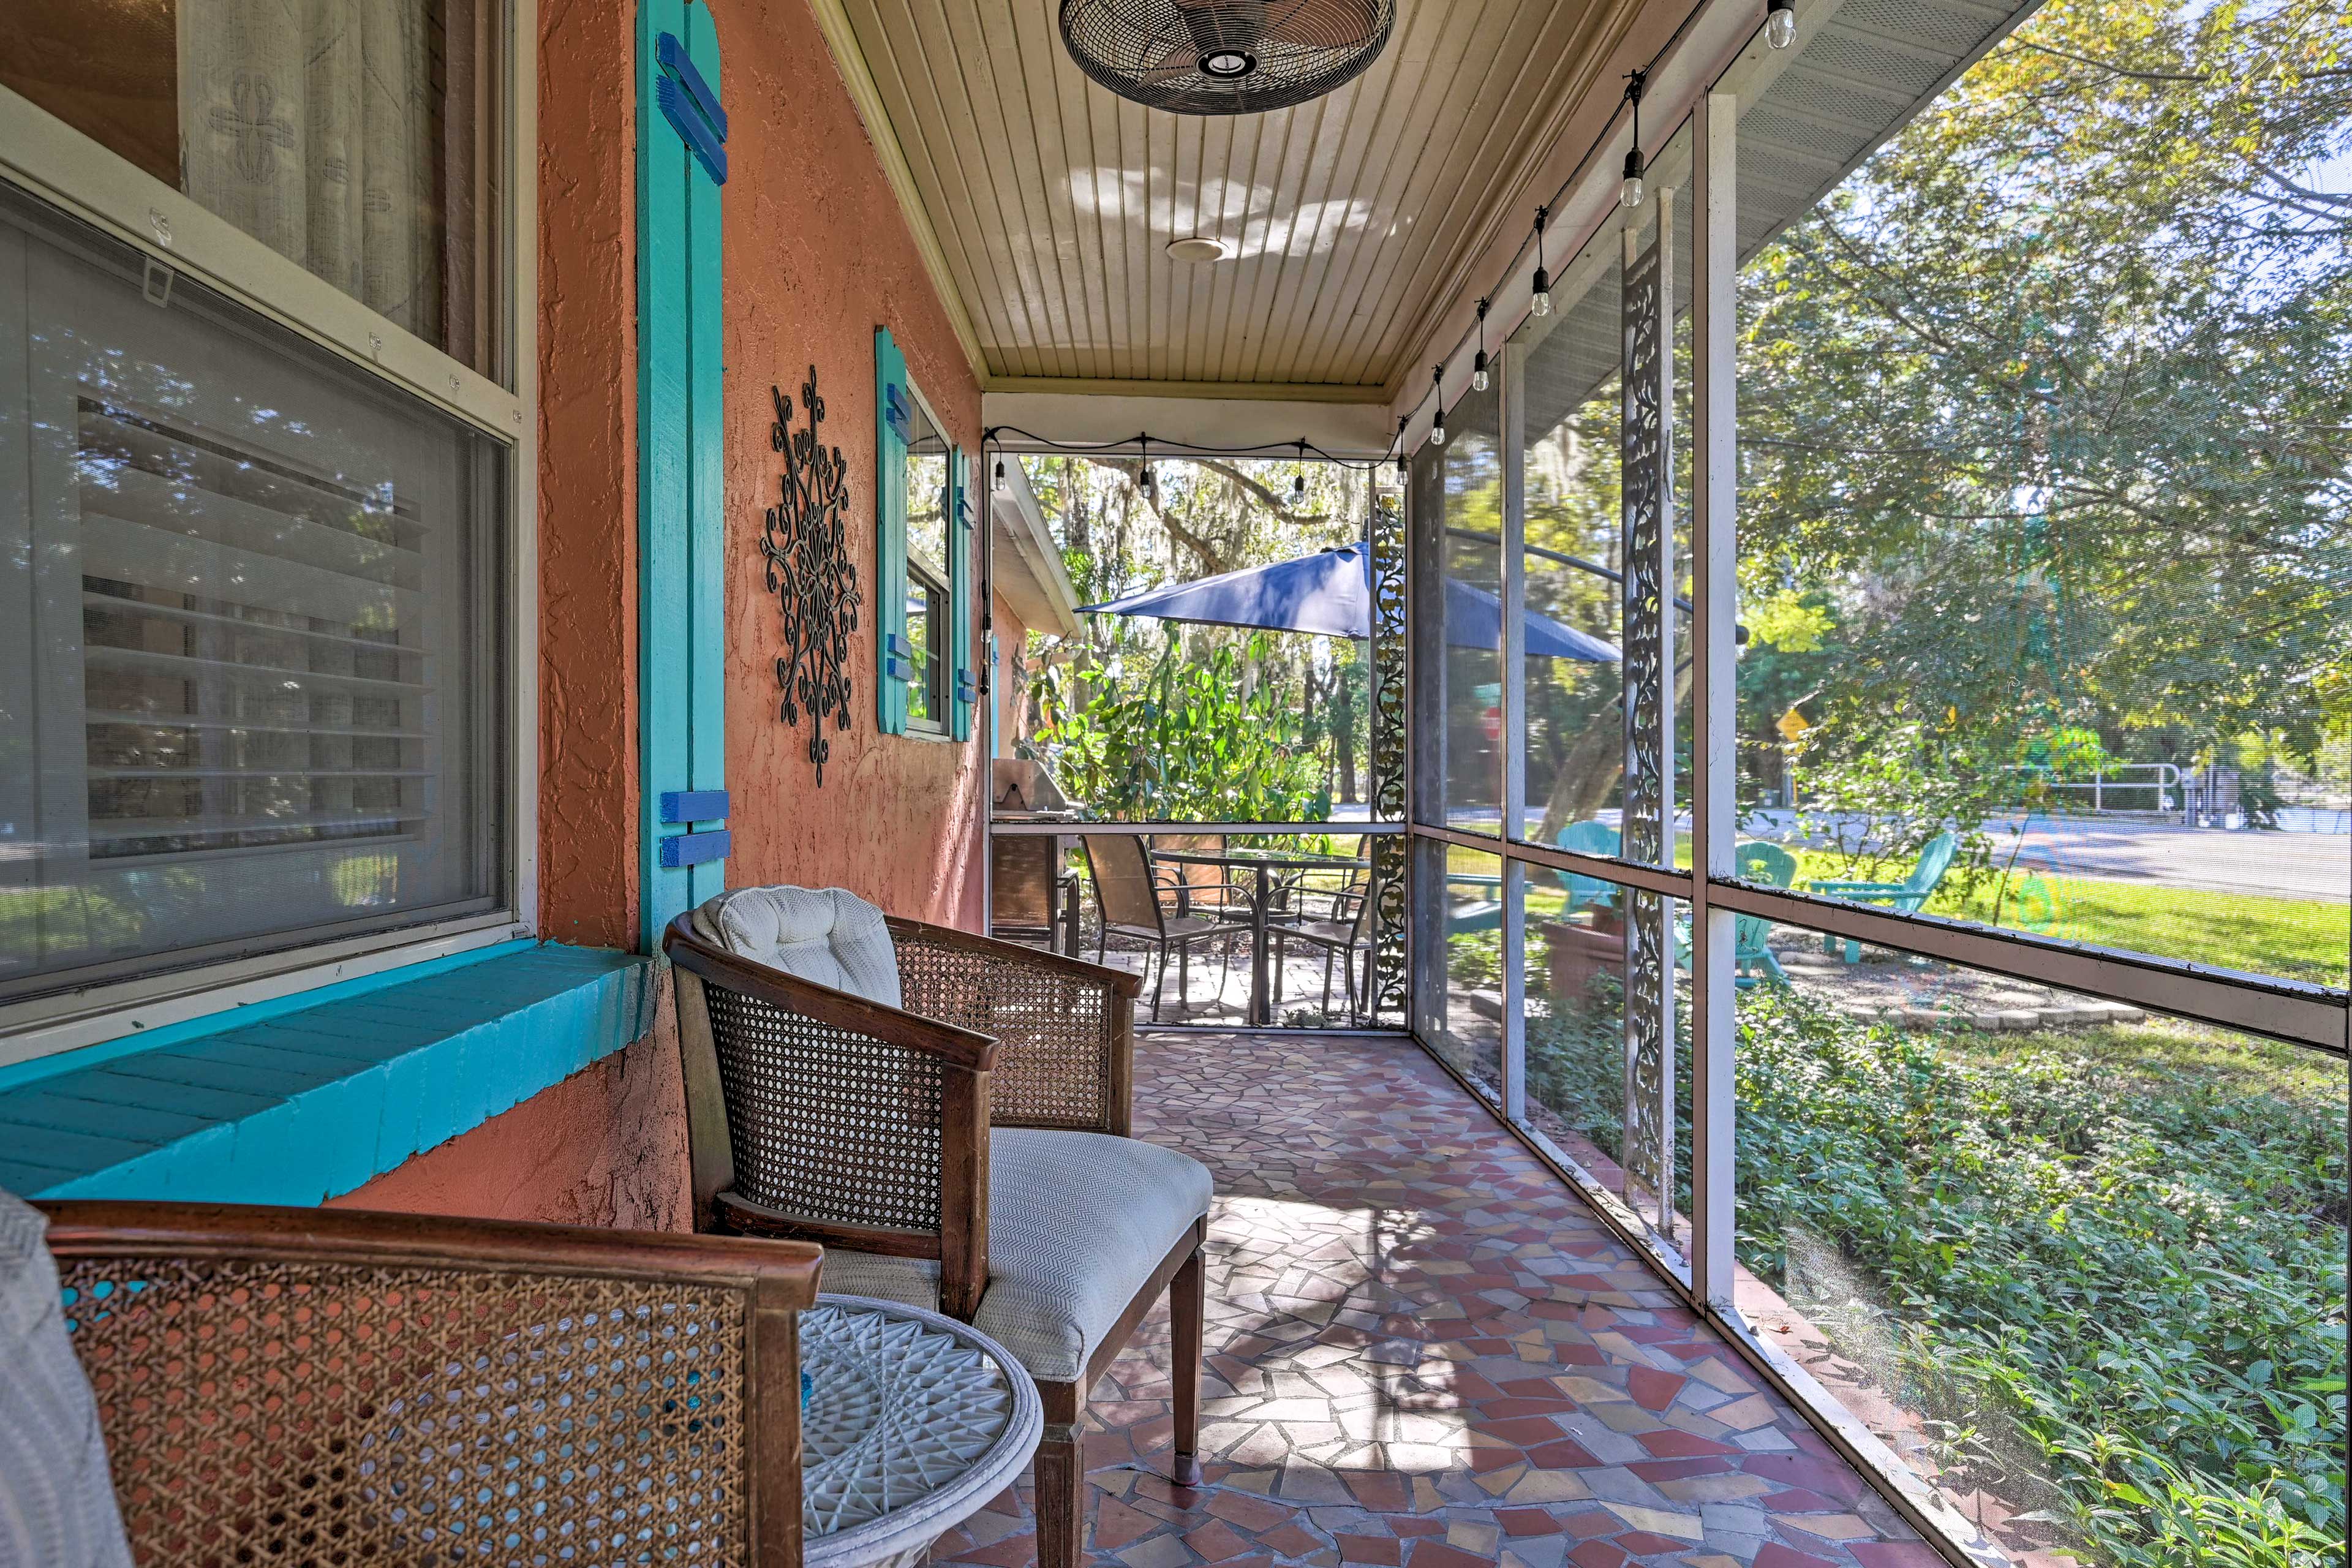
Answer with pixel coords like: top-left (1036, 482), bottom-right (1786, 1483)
top-left (665, 886), bottom-right (1213, 1568)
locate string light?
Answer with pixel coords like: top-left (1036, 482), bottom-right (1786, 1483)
top-left (1766, 0), bottom-right (1797, 49)
top-left (1428, 367), bottom-right (1447, 447)
top-left (1138, 435), bottom-right (1153, 494)
top-left (1395, 417), bottom-right (1408, 480)
top-left (992, 456), bottom-right (1007, 494)
top-left (1471, 299), bottom-right (1491, 393)
top-left (1292, 440), bottom-right (1308, 500)
top-left (1530, 206), bottom-right (1552, 317)
top-left (1621, 70), bottom-right (1648, 210)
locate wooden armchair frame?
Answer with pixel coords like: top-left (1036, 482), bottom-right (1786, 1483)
top-left (40, 1200), bottom-right (823, 1567)
top-left (665, 912), bottom-right (1204, 1568)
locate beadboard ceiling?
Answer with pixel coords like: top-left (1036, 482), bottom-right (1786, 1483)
top-left (818, 0), bottom-right (1642, 398)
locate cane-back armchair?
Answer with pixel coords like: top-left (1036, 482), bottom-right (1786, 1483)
top-left (664, 886), bottom-right (1213, 1568)
top-left (22, 1197), bottom-right (823, 1567)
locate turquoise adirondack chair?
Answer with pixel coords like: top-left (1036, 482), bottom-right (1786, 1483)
top-left (1556, 820), bottom-right (1621, 912)
top-left (1730, 841), bottom-right (1797, 986)
top-left (1803, 831), bottom-right (1958, 963)
top-left (1444, 818), bottom-right (1620, 937)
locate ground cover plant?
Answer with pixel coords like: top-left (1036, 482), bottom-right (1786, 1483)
top-left (1731, 989), bottom-right (2347, 1566)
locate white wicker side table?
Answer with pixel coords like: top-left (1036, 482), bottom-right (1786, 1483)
top-left (801, 1293), bottom-right (1043, 1568)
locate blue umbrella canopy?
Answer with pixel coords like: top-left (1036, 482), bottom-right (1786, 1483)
top-left (1077, 542), bottom-right (1618, 662)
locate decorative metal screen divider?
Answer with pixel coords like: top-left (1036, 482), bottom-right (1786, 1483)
top-left (1618, 197), bottom-right (1676, 1237)
top-left (1367, 489), bottom-right (1410, 1024)
top-left (763, 368), bottom-right (861, 784)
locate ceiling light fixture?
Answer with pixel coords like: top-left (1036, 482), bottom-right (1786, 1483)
top-left (1166, 235), bottom-right (1232, 263)
top-left (1059, 0), bottom-right (1395, 116)
top-left (1529, 206), bottom-right (1552, 317)
top-left (1621, 69), bottom-right (1648, 210)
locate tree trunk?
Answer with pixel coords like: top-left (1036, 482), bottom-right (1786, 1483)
top-left (1334, 662), bottom-right (1360, 804)
top-left (1533, 659), bottom-right (1694, 845)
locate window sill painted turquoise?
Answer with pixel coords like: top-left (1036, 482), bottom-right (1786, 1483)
top-left (0, 944), bottom-right (655, 1203)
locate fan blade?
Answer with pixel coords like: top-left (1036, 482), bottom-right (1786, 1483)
top-left (1173, 0), bottom-right (1268, 53)
top-left (1137, 45), bottom-right (1205, 86)
top-left (1259, 0), bottom-right (1384, 48)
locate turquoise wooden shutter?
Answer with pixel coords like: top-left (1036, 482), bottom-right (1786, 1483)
top-left (875, 328), bottom-right (910, 734)
top-left (637, 0), bottom-right (728, 952)
top-left (949, 446), bottom-right (975, 742)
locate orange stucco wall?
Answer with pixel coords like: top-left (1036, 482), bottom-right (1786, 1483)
top-left (716, 0), bottom-right (986, 929)
top-left (345, 0), bottom-right (984, 1223)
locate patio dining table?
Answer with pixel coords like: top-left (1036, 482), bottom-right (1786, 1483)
top-left (1155, 845), bottom-right (1368, 1027)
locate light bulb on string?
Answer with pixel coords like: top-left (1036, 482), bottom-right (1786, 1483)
top-left (1471, 299), bottom-right (1491, 393)
top-left (1395, 417), bottom-right (1409, 480)
top-left (1137, 435), bottom-right (1152, 494)
top-left (1292, 441), bottom-right (1308, 502)
top-left (1620, 70), bottom-right (1648, 210)
top-left (1428, 367), bottom-right (1447, 447)
top-left (1530, 207), bottom-right (1552, 317)
top-left (1766, 0), bottom-right (1797, 49)
top-left (992, 456), bottom-right (1007, 495)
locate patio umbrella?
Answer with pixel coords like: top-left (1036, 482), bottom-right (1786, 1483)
top-left (1077, 542), bottom-right (1618, 661)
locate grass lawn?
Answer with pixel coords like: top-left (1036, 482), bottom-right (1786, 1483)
top-left (1448, 837), bottom-right (2349, 984)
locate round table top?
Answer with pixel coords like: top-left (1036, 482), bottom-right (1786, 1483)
top-left (801, 1294), bottom-right (1042, 1568)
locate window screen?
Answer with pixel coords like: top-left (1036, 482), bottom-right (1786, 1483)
top-left (0, 183), bottom-right (507, 1003)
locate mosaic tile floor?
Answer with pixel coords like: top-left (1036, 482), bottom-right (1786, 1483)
top-left (932, 1031), bottom-right (1939, 1568)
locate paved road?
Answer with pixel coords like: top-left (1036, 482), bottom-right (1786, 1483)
top-left (1980, 814), bottom-right (2349, 902)
top-left (1743, 808), bottom-right (2349, 902)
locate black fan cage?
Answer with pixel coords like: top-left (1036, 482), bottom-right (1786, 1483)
top-left (1060, 0), bottom-right (1395, 116)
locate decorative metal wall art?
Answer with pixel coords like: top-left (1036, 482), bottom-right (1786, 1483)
top-left (1619, 200), bottom-right (1678, 1237)
top-left (763, 369), bottom-right (861, 785)
top-left (1366, 488), bottom-right (1410, 1025)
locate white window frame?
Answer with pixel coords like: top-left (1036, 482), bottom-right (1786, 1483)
top-left (0, 1), bottom-right (540, 1068)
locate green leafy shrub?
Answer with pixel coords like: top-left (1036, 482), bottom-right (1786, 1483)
top-left (1034, 635), bottom-right (1331, 822)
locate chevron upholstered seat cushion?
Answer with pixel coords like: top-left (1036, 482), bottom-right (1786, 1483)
top-left (821, 1128), bottom-right (1213, 1384)
top-left (0, 1189), bottom-right (134, 1568)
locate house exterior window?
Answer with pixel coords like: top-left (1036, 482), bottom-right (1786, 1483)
top-left (0, 1), bottom-right (529, 1048)
top-left (875, 326), bottom-right (971, 741)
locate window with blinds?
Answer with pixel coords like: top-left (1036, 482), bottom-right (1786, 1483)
top-left (1, 183), bottom-right (505, 1005)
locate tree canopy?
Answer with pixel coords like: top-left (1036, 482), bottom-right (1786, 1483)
top-left (1736, 0), bottom-right (2351, 797)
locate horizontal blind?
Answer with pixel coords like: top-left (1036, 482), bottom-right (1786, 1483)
top-left (75, 398), bottom-right (437, 863)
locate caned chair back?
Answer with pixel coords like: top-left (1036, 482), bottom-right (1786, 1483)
top-left (1084, 835), bottom-right (1166, 933)
top-left (43, 1202), bottom-right (817, 1568)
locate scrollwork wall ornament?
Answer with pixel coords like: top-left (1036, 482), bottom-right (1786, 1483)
top-left (763, 368), bottom-right (861, 784)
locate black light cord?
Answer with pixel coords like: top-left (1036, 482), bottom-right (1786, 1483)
top-left (1416, 0), bottom-right (1722, 412)
top-left (982, 423), bottom-right (1403, 473)
top-left (978, 5), bottom-right (1728, 475)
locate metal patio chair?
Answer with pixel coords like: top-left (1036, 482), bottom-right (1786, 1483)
top-left (1272, 862), bottom-right (1375, 1021)
top-left (665, 887), bottom-right (1213, 1568)
top-left (1083, 833), bottom-right (1235, 1021)
top-left (32, 1198), bottom-right (823, 1567)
